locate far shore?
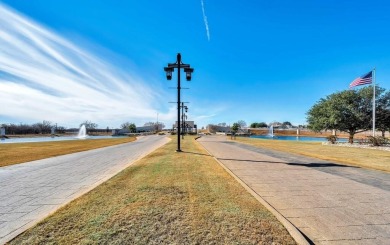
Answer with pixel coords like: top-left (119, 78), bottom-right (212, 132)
top-left (3, 132), bottom-right (113, 138)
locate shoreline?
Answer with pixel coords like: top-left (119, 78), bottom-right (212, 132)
top-left (250, 133), bottom-right (349, 139)
top-left (249, 128), bottom-right (388, 139)
top-left (322, 141), bottom-right (390, 151)
top-left (3, 133), bottom-right (112, 138)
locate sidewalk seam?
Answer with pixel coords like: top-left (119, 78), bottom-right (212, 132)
top-left (197, 140), bottom-right (310, 245)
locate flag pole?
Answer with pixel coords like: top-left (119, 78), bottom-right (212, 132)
top-left (372, 68), bottom-right (376, 137)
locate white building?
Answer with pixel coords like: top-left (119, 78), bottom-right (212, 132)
top-left (172, 121), bottom-right (196, 133)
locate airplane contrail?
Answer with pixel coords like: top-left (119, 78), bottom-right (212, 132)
top-left (200, 0), bottom-right (210, 41)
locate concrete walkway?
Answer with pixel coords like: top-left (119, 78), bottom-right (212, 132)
top-left (198, 135), bottom-right (390, 245)
top-left (0, 135), bottom-right (169, 244)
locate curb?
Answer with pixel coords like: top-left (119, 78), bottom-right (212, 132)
top-left (5, 136), bottom-right (171, 244)
top-left (196, 138), bottom-right (310, 245)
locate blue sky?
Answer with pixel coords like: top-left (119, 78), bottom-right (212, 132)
top-left (1, 1), bottom-right (390, 129)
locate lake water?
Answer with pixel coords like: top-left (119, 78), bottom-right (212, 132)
top-left (250, 135), bottom-right (348, 142)
top-left (0, 135), bottom-right (120, 144)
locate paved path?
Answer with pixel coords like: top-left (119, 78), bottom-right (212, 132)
top-left (198, 135), bottom-right (390, 245)
top-left (0, 135), bottom-right (169, 244)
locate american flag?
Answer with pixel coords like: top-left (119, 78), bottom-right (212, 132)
top-left (349, 71), bottom-right (373, 88)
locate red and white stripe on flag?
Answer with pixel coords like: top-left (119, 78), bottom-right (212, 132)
top-left (349, 71), bottom-right (373, 88)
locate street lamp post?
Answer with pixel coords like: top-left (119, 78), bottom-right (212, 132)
top-left (181, 103), bottom-right (188, 139)
top-left (164, 53), bottom-right (194, 152)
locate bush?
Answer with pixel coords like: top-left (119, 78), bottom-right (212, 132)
top-left (326, 135), bottom-right (338, 144)
top-left (367, 136), bottom-right (389, 146)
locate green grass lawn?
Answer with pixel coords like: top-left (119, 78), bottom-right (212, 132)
top-left (234, 137), bottom-right (390, 172)
top-left (0, 137), bottom-right (136, 167)
top-left (9, 136), bottom-right (295, 244)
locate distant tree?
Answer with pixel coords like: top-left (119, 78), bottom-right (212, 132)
top-left (33, 120), bottom-right (52, 134)
top-left (144, 122), bottom-right (165, 132)
top-left (218, 122), bottom-right (227, 127)
top-left (258, 122), bottom-right (268, 128)
top-left (121, 122), bottom-right (132, 129)
top-left (32, 123), bottom-right (41, 134)
top-left (56, 126), bottom-right (66, 134)
top-left (237, 120), bottom-right (246, 128)
top-left (128, 123), bottom-right (136, 133)
top-left (15, 123), bottom-right (30, 134)
top-left (281, 121), bottom-right (293, 129)
top-left (250, 122), bottom-right (267, 128)
top-left (81, 121), bottom-right (98, 130)
top-left (231, 123), bottom-right (240, 133)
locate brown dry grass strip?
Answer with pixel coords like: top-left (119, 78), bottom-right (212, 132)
top-left (0, 137), bottom-right (136, 167)
top-left (9, 136), bottom-right (295, 244)
top-left (234, 137), bottom-right (390, 172)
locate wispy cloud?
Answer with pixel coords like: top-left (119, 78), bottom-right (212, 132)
top-left (194, 114), bottom-right (216, 120)
top-left (0, 4), bottom-right (170, 127)
top-left (200, 0), bottom-right (210, 41)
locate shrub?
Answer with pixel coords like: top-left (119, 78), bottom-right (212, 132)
top-left (326, 135), bottom-right (338, 144)
top-left (367, 136), bottom-right (389, 146)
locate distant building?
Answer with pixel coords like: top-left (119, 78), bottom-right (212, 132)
top-left (269, 122), bottom-right (282, 128)
top-left (136, 125), bottom-right (158, 133)
top-left (207, 124), bottom-right (231, 133)
top-left (172, 121), bottom-right (196, 133)
top-left (112, 124), bottom-right (162, 135)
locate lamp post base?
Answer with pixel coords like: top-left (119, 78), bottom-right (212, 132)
top-left (176, 149), bottom-right (182, 152)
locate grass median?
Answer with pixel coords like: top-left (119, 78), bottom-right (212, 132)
top-left (10, 136), bottom-right (295, 244)
top-left (234, 137), bottom-right (390, 172)
top-left (0, 137), bottom-right (136, 167)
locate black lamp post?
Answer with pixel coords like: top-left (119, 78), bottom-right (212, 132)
top-left (164, 53), bottom-right (194, 152)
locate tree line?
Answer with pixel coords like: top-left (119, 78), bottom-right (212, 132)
top-left (1, 119), bottom-right (167, 135)
top-left (209, 120), bottom-right (302, 134)
top-left (249, 121), bottom-right (300, 128)
top-left (0, 121), bottom-right (66, 135)
top-left (1, 120), bottom-right (102, 135)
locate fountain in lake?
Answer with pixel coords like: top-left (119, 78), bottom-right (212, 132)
top-left (1, 127), bottom-right (5, 140)
top-left (268, 125), bottom-right (274, 137)
top-left (76, 125), bottom-right (88, 139)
